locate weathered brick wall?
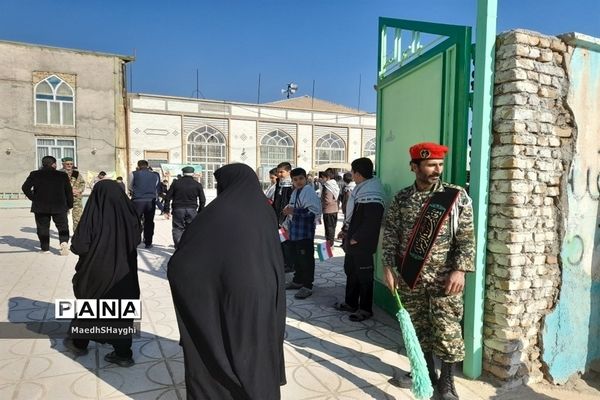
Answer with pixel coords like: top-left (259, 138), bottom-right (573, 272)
top-left (483, 29), bottom-right (573, 386)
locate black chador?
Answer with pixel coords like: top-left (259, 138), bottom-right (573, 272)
top-left (69, 180), bottom-right (141, 358)
top-left (168, 163), bottom-right (286, 400)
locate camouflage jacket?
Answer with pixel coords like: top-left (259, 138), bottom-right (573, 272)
top-left (382, 181), bottom-right (475, 278)
top-left (61, 169), bottom-right (86, 201)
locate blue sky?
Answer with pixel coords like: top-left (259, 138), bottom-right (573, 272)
top-left (1, 0), bottom-right (599, 112)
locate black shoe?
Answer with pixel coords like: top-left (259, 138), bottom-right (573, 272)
top-left (63, 338), bottom-right (88, 356)
top-left (349, 309), bottom-right (373, 322)
top-left (294, 287), bottom-right (313, 299)
top-left (388, 372), bottom-right (412, 389)
top-left (104, 351), bottom-right (134, 367)
top-left (438, 361), bottom-right (459, 400)
top-left (333, 302), bottom-right (358, 313)
top-left (145, 244), bottom-right (153, 249)
top-left (285, 281), bottom-right (303, 290)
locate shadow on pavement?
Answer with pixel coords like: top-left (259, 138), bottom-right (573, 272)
top-left (0, 235), bottom-right (44, 252)
top-left (6, 297), bottom-right (185, 399)
top-left (582, 370), bottom-right (600, 392)
top-left (489, 385), bottom-right (559, 399)
top-left (286, 324), bottom-right (397, 399)
top-left (136, 244), bottom-right (174, 281)
top-left (21, 226), bottom-right (59, 240)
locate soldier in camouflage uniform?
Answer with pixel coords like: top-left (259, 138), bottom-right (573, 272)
top-left (60, 157), bottom-right (86, 231)
top-left (382, 143), bottom-right (475, 400)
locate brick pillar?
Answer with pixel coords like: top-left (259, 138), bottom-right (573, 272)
top-left (483, 29), bottom-right (573, 386)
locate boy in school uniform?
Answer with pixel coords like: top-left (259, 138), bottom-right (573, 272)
top-left (282, 168), bottom-right (322, 299)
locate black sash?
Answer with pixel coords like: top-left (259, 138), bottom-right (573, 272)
top-left (396, 188), bottom-right (460, 289)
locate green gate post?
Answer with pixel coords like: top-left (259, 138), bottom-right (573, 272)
top-left (463, 0), bottom-right (497, 379)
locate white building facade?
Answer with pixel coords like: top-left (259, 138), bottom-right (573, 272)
top-left (128, 94), bottom-right (377, 190)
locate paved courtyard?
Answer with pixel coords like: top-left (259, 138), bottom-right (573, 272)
top-left (0, 207), bottom-right (599, 399)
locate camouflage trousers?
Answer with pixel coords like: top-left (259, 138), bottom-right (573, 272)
top-left (71, 199), bottom-right (83, 231)
top-left (398, 275), bottom-right (465, 363)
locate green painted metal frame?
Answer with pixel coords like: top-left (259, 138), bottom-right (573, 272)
top-left (377, 18), bottom-right (472, 186)
top-left (374, 16), bottom-right (478, 372)
top-left (463, 0), bottom-right (497, 379)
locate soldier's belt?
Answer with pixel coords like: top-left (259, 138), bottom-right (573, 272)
top-left (396, 187), bottom-right (460, 289)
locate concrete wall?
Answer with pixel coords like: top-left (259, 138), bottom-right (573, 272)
top-left (541, 33), bottom-right (600, 384)
top-left (0, 41), bottom-right (128, 195)
top-left (484, 30), bottom-right (600, 386)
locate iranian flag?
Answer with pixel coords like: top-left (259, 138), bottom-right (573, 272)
top-left (316, 242), bottom-right (333, 261)
top-left (278, 228), bottom-right (289, 242)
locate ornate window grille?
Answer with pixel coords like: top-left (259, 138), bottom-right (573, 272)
top-left (34, 75), bottom-right (75, 126)
top-left (315, 133), bottom-right (346, 166)
top-left (186, 126), bottom-right (226, 189)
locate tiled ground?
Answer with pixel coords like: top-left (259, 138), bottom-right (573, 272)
top-left (0, 207), bottom-right (599, 399)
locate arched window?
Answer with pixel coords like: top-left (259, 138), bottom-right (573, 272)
top-left (259, 130), bottom-right (294, 184)
top-left (35, 75), bottom-right (74, 126)
top-left (186, 126), bottom-right (226, 189)
top-left (363, 137), bottom-right (376, 158)
top-left (315, 133), bottom-right (345, 166)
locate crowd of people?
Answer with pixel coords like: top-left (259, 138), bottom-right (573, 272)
top-left (20, 141), bottom-right (474, 400)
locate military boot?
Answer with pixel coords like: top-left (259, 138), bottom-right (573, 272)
top-left (437, 361), bottom-right (459, 400)
top-left (424, 352), bottom-right (438, 385)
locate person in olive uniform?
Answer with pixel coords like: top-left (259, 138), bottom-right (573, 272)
top-left (382, 142), bottom-right (475, 400)
top-left (60, 157), bottom-right (85, 231)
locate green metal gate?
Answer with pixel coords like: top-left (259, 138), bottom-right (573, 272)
top-left (373, 18), bottom-right (472, 322)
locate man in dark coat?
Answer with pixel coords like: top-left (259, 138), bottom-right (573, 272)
top-left (22, 155), bottom-right (74, 254)
top-left (128, 160), bottom-right (161, 249)
top-left (164, 166), bottom-right (206, 248)
top-left (168, 164), bottom-right (286, 399)
top-left (335, 158), bottom-right (385, 322)
top-left (272, 162), bottom-right (294, 273)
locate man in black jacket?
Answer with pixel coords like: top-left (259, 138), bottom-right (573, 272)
top-left (164, 166), bottom-right (206, 248)
top-left (22, 155), bottom-right (74, 254)
top-left (129, 160), bottom-right (161, 249)
top-left (272, 162), bottom-right (295, 273)
top-left (335, 158), bottom-right (385, 322)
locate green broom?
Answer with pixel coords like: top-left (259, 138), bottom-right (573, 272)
top-left (393, 290), bottom-right (434, 400)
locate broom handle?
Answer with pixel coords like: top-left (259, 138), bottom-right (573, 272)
top-left (393, 290), bottom-right (404, 309)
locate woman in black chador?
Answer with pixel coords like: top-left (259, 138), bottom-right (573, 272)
top-left (168, 163), bottom-right (286, 400)
top-left (62, 179), bottom-right (141, 367)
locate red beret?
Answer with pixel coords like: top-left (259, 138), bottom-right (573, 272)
top-left (409, 142), bottom-right (449, 160)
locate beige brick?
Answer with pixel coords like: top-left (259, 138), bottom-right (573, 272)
top-left (538, 37), bottom-right (551, 48)
top-left (500, 44), bottom-right (531, 59)
top-left (494, 94), bottom-right (528, 107)
top-left (488, 240), bottom-right (523, 254)
top-left (550, 39), bottom-right (567, 52)
top-left (484, 338), bottom-right (522, 354)
top-left (539, 74), bottom-right (552, 85)
top-left (495, 68), bottom-right (529, 83)
top-left (535, 63), bottom-right (565, 77)
top-left (553, 126), bottom-right (572, 137)
top-left (539, 87), bottom-right (559, 98)
top-left (538, 49), bottom-right (553, 62)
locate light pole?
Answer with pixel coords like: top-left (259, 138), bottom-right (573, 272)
top-left (281, 82), bottom-right (298, 98)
